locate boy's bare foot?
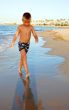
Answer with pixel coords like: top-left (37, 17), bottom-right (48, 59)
top-left (18, 69), bottom-right (24, 78)
top-left (26, 73), bottom-right (30, 79)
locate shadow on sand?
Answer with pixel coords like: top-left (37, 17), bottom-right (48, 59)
top-left (12, 74), bottom-right (44, 110)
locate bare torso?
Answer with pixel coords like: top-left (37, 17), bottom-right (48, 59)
top-left (19, 24), bottom-right (32, 43)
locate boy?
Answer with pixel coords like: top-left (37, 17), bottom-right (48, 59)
top-left (10, 12), bottom-right (38, 78)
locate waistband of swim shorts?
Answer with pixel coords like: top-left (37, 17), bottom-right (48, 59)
top-left (18, 41), bottom-right (30, 45)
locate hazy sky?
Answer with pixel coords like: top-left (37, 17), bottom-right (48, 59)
top-left (0, 0), bottom-right (69, 23)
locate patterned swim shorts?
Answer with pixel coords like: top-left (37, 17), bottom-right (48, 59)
top-left (18, 41), bottom-right (30, 53)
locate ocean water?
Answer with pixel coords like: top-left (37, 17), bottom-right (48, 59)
top-left (0, 25), bottom-right (17, 52)
top-left (0, 25), bottom-right (60, 53)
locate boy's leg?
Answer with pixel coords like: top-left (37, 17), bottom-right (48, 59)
top-left (18, 57), bottom-right (23, 73)
top-left (20, 49), bottom-right (30, 78)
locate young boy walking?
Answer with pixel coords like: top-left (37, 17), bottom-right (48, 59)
top-left (10, 12), bottom-right (38, 78)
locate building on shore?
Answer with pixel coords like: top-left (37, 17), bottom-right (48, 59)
top-left (0, 19), bottom-right (69, 26)
top-left (31, 19), bottom-right (69, 26)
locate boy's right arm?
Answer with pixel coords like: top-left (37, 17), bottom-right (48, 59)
top-left (10, 26), bottom-right (20, 48)
top-left (31, 26), bottom-right (39, 43)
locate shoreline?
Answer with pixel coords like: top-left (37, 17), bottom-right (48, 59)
top-left (37, 29), bottom-right (69, 76)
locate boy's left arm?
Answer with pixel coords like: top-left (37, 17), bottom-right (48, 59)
top-left (31, 26), bottom-right (39, 43)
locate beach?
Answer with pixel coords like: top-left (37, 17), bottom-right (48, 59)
top-left (37, 28), bottom-right (69, 77)
top-left (0, 26), bottom-right (69, 110)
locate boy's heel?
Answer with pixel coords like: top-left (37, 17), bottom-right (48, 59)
top-left (26, 73), bottom-right (30, 78)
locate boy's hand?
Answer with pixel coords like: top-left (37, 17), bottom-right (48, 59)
top-left (10, 43), bottom-right (14, 48)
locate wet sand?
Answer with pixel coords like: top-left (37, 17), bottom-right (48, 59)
top-left (36, 30), bottom-right (69, 110)
top-left (0, 31), bottom-right (69, 110)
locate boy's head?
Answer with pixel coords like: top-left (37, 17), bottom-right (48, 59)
top-left (22, 12), bottom-right (31, 26)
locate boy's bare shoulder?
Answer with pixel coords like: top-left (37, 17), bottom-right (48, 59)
top-left (30, 25), bottom-right (34, 27)
top-left (17, 24), bottom-right (34, 30)
top-left (17, 24), bottom-right (23, 31)
top-left (30, 25), bottom-right (34, 30)
top-left (18, 24), bottom-right (23, 28)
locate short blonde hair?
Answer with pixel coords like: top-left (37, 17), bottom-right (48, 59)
top-left (22, 12), bottom-right (31, 21)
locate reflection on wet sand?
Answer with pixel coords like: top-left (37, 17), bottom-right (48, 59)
top-left (12, 74), bottom-right (44, 110)
top-left (16, 77), bottom-right (37, 110)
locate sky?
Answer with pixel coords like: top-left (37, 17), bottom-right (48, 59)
top-left (0, 0), bottom-right (69, 23)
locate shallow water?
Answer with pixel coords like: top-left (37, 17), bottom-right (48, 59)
top-left (0, 26), bottom-right (69, 110)
top-left (0, 25), bottom-right (61, 53)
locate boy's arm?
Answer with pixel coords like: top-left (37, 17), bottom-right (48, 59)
top-left (10, 26), bottom-right (20, 48)
top-left (31, 26), bottom-right (38, 43)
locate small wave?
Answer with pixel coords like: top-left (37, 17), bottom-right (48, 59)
top-left (0, 44), bottom-right (9, 53)
top-left (0, 45), bottom-right (5, 52)
top-left (0, 36), bottom-right (11, 53)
